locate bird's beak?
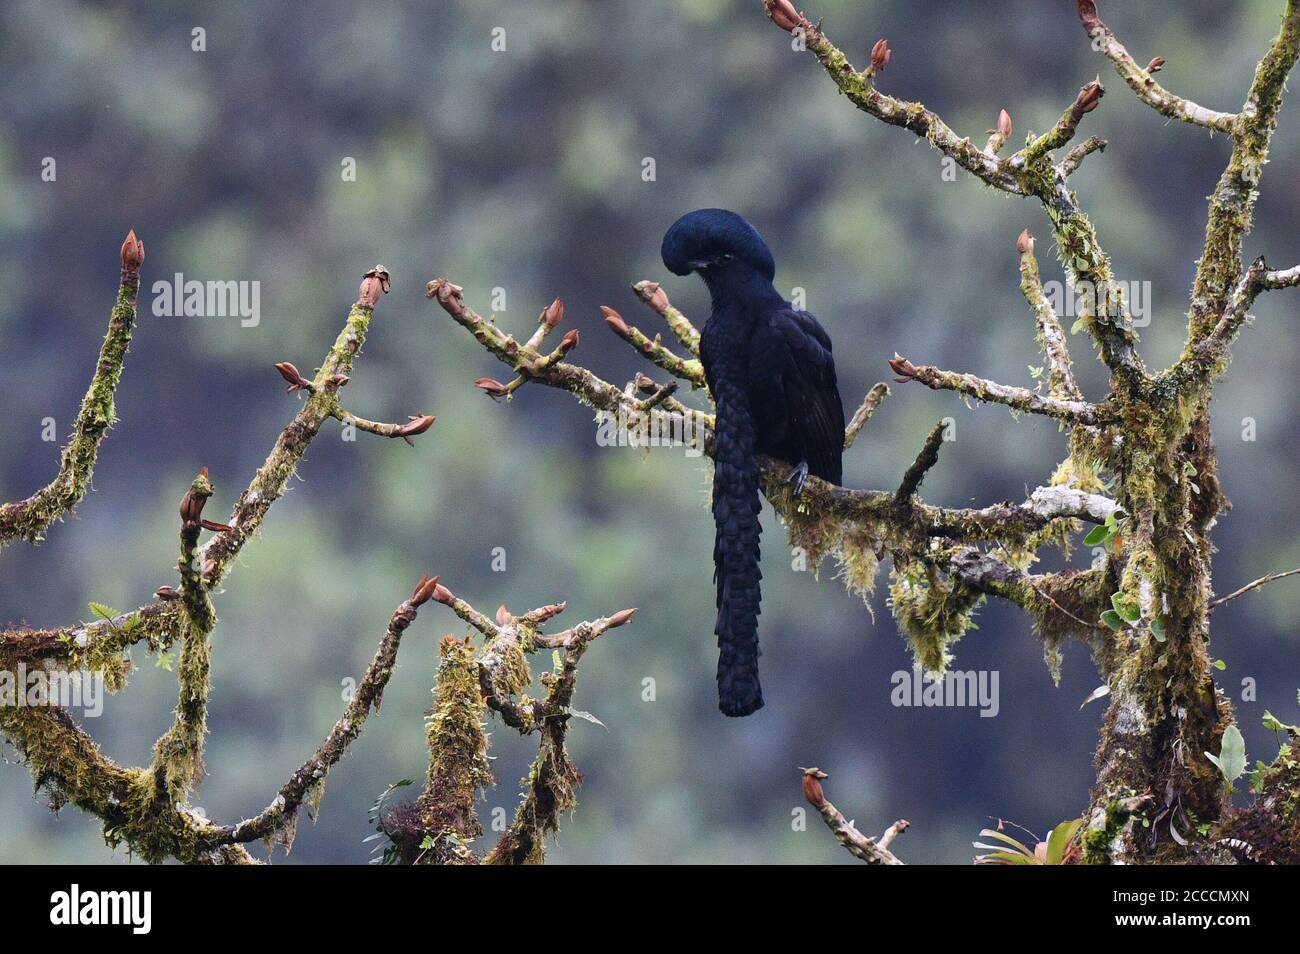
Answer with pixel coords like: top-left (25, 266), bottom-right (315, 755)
top-left (689, 259), bottom-right (710, 272)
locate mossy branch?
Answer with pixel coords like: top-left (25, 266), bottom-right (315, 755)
top-left (632, 279), bottom-right (701, 355)
top-left (365, 586), bottom-right (634, 865)
top-left (0, 260), bottom-right (469, 866)
top-left (0, 232), bottom-right (144, 546)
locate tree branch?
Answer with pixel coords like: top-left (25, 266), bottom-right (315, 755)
top-left (844, 382), bottom-right (890, 450)
top-left (601, 306), bottom-right (706, 387)
top-left (761, 4), bottom-right (1024, 193)
top-left (895, 421), bottom-right (946, 502)
top-left (206, 576), bottom-right (440, 849)
top-left (1209, 567), bottom-right (1300, 610)
top-left (763, 3), bottom-right (1145, 387)
top-left (1185, 0), bottom-right (1300, 344)
top-left (632, 280), bottom-right (701, 355)
top-left (800, 767), bottom-right (907, 865)
top-left (1018, 231), bottom-right (1083, 402)
top-left (887, 355), bottom-right (1105, 426)
top-left (1, 272), bottom-right (399, 668)
top-left (0, 231), bottom-right (144, 546)
top-left (1076, 1), bottom-right (1238, 133)
top-left (1060, 136), bottom-right (1108, 178)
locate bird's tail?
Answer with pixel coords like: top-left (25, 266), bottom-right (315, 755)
top-left (710, 371), bottom-right (764, 717)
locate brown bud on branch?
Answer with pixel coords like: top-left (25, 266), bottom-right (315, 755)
top-left (1146, 56), bottom-right (1165, 74)
top-left (155, 586), bottom-right (181, 602)
top-left (801, 767), bottom-right (829, 809)
top-left (607, 607), bottom-right (637, 629)
top-left (870, 39), bottom-right (891, 74)
top-left (767, 0), bottom-right (805, 33)
top-left (997, 109), bottom-right (1012, 139)
top-left (474, 377), bottom-right (512, 399)
top-left (358, 265), bottom-right (390, 307)
top-left (887, 354), bottom-right (919, 383)
top-left (557, 328), bottom-right (580, 355)
top-left (411, 575), bottom-right (441, 608)
top-left (601, 305), bottom-right (631, 339)
top-left (274, 361), bottom-right (312, 393)
top-left (1016, 228), bottom-right (1035, 256)
top-left (1072, 81), bottom-right (1105, 119)
top-left (529, 601), bottom-right (567, 623)
top-left (986, 109), bottom-right (1013, 153)
top-left (120, 229), bottom-right (145, 270)
top-left (425, 277), bottom-right (466, 318)
top-left (179, 467), bottom-right (213, 527)
top-left (395, 414), bottom-right (436, 446)
top-left (541, 297), bottom-right (564, 330)
top-left (1076, 0), bottom-right (1102, 33)
top-left (638, 281), bottom-right (670, 314)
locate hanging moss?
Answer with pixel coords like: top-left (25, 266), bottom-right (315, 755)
top-left (834, 530), bottom-right (881, 609)
top-left (887, 557), bottom-right (983, 672)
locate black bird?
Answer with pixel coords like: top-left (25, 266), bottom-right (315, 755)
top-left (661, 209), bottom-right (845, 717)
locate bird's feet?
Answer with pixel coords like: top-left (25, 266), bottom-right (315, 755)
top-left (785, 460), bottom-right (810, 497)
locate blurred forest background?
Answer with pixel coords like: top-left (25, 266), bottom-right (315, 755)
top-left (0, 0), bottom-right (1296, 864)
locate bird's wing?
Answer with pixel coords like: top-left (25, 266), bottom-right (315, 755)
top-left (769, 307), bottom-right (845, 484)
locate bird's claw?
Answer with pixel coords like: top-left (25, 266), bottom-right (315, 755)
top-left (785, 461), bottom-right (810, 497)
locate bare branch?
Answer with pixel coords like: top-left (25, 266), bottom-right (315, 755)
top-left (149, 469), bottom-right (222, 805)
top-left (1076, 1), bottom-right (1238, 133)
top-left (1261, 264), bottom-right (1300, 290)
top-left (333, 410), bottom-right (436, 446)
top-left (1060, 136), bottom-right (1108, 177)
top-left (887, 355), bottom-right (1105, 426)
top-left (1185, 0), bottom-right (1300, 344)
top-left (427, 579), bottom-right (501, 640)
top-left (3, 270), bottom-right (399, 667)
top-left (844, 382), bottom-right (890, 450)
top-left (763, 4), bottom-right (1145, 386)
top-left (1209, 567), bottom-right (1300, 610)
top-left (202, 275), bottom-right (392, 589)
top-left (800, 767), bottom-right (906, 865)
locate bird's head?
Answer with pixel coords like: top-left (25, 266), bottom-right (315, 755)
top-left (660, 209), bottom-right (776, 284)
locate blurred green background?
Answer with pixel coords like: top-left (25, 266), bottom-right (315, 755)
top-left (0, 0), bottom-right (1296, 864)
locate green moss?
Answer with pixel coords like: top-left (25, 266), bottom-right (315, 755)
top-left (416, 635), bottom-right (492, 861)
top-left (887, 557), bottom-right (983, 672)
